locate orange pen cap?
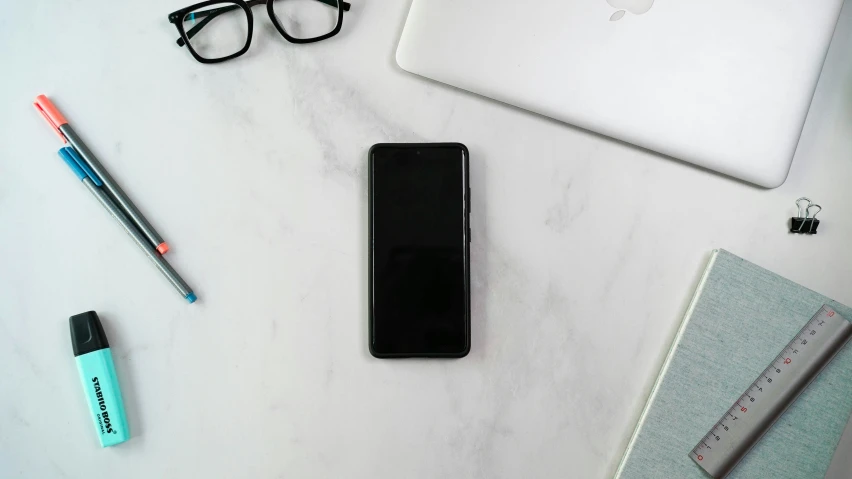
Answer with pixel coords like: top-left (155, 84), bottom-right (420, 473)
top-left (33, 95), bottom-right (69, 142)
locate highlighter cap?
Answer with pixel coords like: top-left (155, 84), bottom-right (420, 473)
top-left (70, 311), bottom-right (109, 356)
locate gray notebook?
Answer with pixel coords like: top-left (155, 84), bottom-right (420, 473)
top-left (615, 249), bottom-right (852, 479)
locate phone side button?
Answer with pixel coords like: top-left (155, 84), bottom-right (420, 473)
top-left (468, 227), bottom-right (471, 242)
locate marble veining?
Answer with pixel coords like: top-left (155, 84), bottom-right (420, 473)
top-left (0, 0), bottom-right (851, 478)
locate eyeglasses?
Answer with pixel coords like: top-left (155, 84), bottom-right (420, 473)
top-left (167, 0), bottom-right (351, 64)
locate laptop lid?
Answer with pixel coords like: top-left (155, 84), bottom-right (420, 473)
top-left (396, 0), bottom-right (844, 187)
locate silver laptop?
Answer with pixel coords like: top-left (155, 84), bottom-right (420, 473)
top-left (396, 0), bottom-right (844, 187)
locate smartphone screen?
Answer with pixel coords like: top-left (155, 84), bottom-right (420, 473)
top-left (369, 144), bottom-right (470, 357)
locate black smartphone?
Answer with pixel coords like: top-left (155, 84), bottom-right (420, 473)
top-left (369, 143), bottom-right (471, 358)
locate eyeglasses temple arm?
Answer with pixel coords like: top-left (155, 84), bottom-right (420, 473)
top-left (171, 0), bottom-right (350, 47)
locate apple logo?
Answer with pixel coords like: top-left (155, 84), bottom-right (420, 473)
top-left (607, 0), bottom-right (654, 21)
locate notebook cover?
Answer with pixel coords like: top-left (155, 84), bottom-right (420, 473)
top-left (614, 249), bottom-right (852, 479)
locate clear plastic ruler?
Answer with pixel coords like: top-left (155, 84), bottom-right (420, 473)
top-left (689, 305), bottom-right (852, 478)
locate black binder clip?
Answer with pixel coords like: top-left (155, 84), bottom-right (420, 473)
top-left (790, 197), bottom-right (821, 234)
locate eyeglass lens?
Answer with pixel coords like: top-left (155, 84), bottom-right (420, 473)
top-left (271, 0), bottom-right (340, 40)
top-left (182, 2), bottom-right (249, 60)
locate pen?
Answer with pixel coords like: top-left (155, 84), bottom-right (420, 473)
top-left (58, 147), bottom-right (197, 303)
top-left (33, 94), bottom-right (170, 255)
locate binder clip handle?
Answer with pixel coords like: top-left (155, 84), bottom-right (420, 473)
top-left (791, 198), bottom-right (821, 235)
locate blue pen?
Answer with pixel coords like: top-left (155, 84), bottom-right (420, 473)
top-left (58, 147), bottom-right (197, 303)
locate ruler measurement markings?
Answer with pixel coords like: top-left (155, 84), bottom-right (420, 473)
top-left (689, 306), bottom-right (852, 478)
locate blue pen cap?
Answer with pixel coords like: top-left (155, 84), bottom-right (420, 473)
top-left (70, 312), bottom-right (129, 447)
top-left (58, 147), bottom-right (102, 186)
top-left (59, 148), bottom-right (87, 181)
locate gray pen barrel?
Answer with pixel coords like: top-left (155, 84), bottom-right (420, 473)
top-left (82, 178), bottom-right (193, 298)
top-left (62, 124), bottom-right (166, 250)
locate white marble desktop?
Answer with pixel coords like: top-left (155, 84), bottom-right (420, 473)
top-left (1, 1), bottom-right (851, 477)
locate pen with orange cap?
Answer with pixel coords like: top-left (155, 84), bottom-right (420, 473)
top-left (33, 94), bottom-right (170, 255)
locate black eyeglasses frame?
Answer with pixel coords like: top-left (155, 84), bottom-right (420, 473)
top-left (167, 0), bottom-right (350, 64)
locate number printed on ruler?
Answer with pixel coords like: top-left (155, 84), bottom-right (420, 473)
top-left (689, 305), bottom-right (852, 479)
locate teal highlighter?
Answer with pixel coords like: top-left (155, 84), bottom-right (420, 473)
top-left (70, 312), bottom-right (129, 447)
